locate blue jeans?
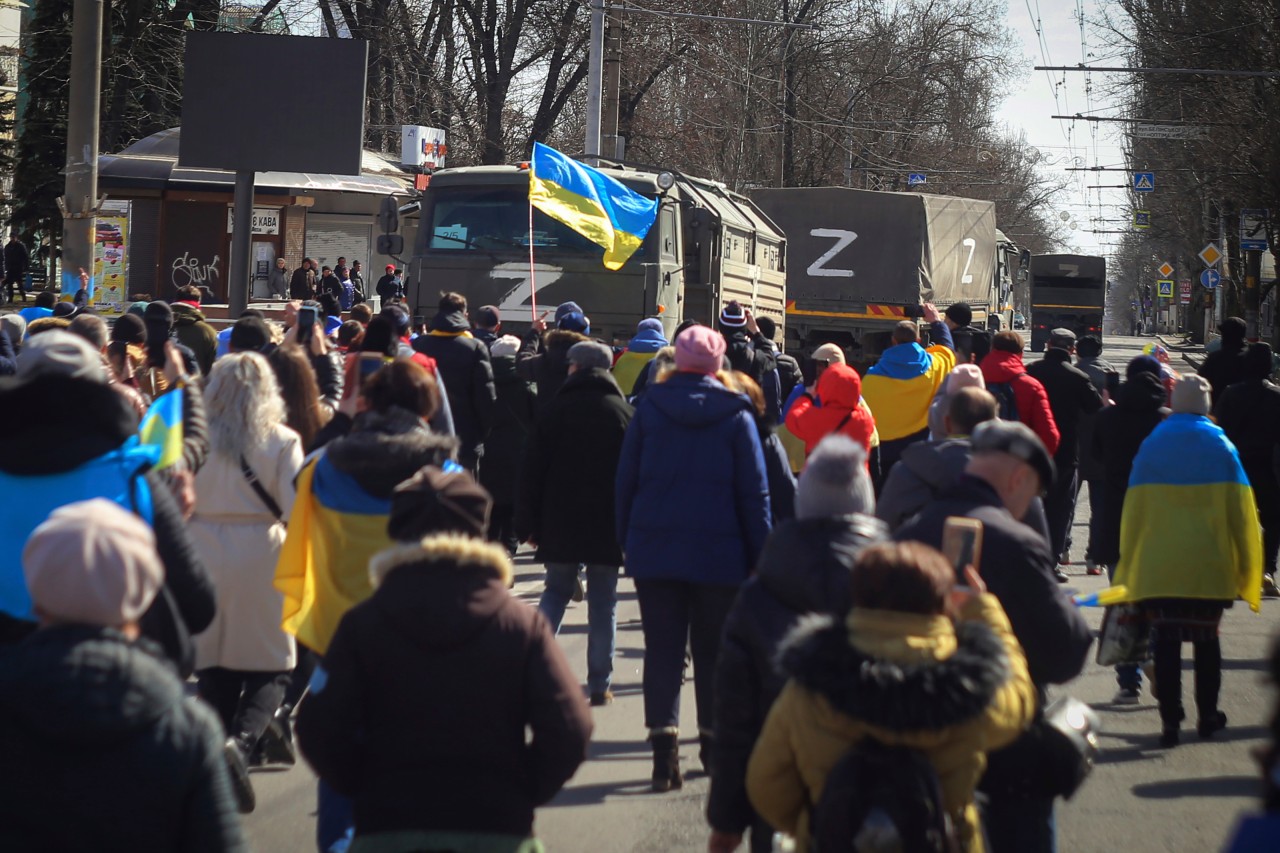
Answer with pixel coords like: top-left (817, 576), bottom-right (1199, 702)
top-left (316, 778), bottom-right (354, 852)
top-left (1107, 561), bottom-right (1142, 690)
top-left (538, 563), bottom-right (619, 694)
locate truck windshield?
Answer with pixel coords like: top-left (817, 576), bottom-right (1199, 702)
top-left (427, 186), bottom-right (616, 258)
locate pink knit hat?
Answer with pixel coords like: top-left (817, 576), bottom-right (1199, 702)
top-left (947, 363), bottom-right (986, 393)
top-left (674, 325), bottom-right (726, 374)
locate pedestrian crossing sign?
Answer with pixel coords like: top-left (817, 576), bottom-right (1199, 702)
top-left (1134, 172), bottom-right (1155, 192)
top-left (1157, 279), bottom-right (1174, 298)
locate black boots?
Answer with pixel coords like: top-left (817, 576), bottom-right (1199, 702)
top-left (699, 732), bottom-right (713, 774)
top-left (255, 704), bottom-right (297, 767)
top-left (224, 735), bottom-right (256, 814)
top-left (650, 732), bottom-right (683, 793)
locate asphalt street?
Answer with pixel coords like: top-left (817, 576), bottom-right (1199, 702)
top-left (242, 334), bottom-right (1280, 853)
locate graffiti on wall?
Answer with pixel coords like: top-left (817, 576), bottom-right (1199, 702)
top-left (171, 252), bottom-right (221, 289)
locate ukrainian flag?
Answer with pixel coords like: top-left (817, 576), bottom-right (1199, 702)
top-left (862, 343), bottom-right (955, 442)
top-left (139, 388), bottom-right (184, 470)
top-left (274, 454), bottom-right (395, 655)
top-left (529, 142), bottom-right (659, 270)
top-left (1114, 413), bottom-right (1263, 612)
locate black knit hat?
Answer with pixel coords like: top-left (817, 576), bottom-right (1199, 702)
top-left (388, 466), bottom-right (493, 541)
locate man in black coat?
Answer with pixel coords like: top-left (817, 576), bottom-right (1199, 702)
top-left (896, 420), bottom-right (1092, 853)
top-left (3, 231), bottom-right (28, 304)
top-left (1199, 316), bottom-right (1250, 408)
top-left (1215, 342), bottom-right (1280, 596)
top-left (0, 500), bottom-right (246, 851)
top-left (1073, 335), bottom-right (1119, 574)
top-left (720, 300), bottom-right (780, 422)
top-left (517, 308), bottom-right (590, 413)
top-left (516, 341), bottom-right (633, 706)
top-left (1026, 328), bottom-right (1103, 564)
top-left (944, 301), bottom-right (991, 365)
top-left (413, 292), bottom-right (497, 473)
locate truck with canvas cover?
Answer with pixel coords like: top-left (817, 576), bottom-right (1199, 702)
top-left (406, 163), bottom-right (786, 346)
top-left (750, 187), bottom-right (1002, 362)
top-left (1028, 254), bottom-right (1106, 352)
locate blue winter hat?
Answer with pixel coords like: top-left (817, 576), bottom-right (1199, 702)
top-left (558, 311), bottom-right (590, 335)
top-left (629, 318), bottom-right (668, 354)
top-left (554, 301), bottom-right (583, 323)
top-left (1127, 355), bottom-right (1161, 380)
top-left (637, 318), bottom-right (664, 335)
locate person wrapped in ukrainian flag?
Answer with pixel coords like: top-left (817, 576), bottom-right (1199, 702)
top-left (1112, 374), bottom-right (1262, 747)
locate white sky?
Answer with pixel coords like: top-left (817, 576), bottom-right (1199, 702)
top-left (994, 0), bottom-right (1131, 260)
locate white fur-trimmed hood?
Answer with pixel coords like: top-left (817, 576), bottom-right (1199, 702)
top-left (369, 534), bottom-right (514, 589)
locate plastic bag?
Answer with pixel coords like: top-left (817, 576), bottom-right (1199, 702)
top-left (1096, 603), bottom-right (1149, 666)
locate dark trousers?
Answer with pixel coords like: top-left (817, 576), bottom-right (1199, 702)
top-left (984, 791), bottom-right (1056, 853)
top-left (634, 579), bottom-right (738, 734)
top-left (1082, 477), bottom-right (1104, 562)
top-left (1043, 461), bottom-right (1079, 560)
top-left (282, 645), bottom-right (318, 710)
top-left (487, 503), bottom-right (519, 554)
top-left (197, 667), bottom-right (289, 745)
top-left (3, 275), bottom-right (21, 303)
top-left (876, 428), bottom-right (929, 493)
top-left (1153, 635), bottom-right (1222, 727)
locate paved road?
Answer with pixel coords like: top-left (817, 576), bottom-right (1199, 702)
top-left (243, 334), bottom-right (1279, 852)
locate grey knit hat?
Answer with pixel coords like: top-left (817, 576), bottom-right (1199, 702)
top-left (796, 434), bottom-right (875, 520)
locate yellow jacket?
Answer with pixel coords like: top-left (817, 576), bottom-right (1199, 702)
top-left (746, 593), bottom-right (1035, 853)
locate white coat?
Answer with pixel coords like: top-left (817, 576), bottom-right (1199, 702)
top-left (191, 423), bottom-right (303, 671)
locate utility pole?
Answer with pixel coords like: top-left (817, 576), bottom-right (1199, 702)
top-left (584, 0), bottom-right (605, 162)
top-left (59, 0), bottom-right (103, 299)
top-left (601, 10), bottom-right (623, 161)
top-left (1245, 247), bottom-right (1262, 341)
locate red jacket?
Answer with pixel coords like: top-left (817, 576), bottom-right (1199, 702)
top-left (785, 363), bottom-right (877, 454)
top-left (979, 350), bottom-right (1061, 456)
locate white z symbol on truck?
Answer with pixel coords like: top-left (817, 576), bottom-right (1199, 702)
top-left (807, 228), bottom-right (858, 277)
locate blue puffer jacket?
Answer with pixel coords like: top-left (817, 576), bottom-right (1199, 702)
top-left (616, 371), bottom-right (771, 586)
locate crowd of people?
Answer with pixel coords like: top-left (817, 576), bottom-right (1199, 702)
top-left (0, 287), bottom-right (1273, 853)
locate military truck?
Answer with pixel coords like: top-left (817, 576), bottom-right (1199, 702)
top-left (1028, 254), bottom-right (1106, 351)
top-left (750, 187), bottom-right (1015, 360)
top-left (405, 163), bottom-right (786, 344)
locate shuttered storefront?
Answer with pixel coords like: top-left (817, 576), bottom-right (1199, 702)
top-left (305, 215), bottom-right (372, 274)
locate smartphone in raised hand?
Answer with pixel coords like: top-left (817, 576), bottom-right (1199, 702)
top-left (942, 516), bottom-right (983, 577)
top-left (297, 306), bottom-right (319, 345)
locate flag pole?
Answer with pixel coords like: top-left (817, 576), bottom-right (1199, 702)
top-left (527, 198), bottom-right (538, 321)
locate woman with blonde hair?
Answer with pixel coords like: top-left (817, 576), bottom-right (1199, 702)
top-left (190, 351), bottom-right (304, 814)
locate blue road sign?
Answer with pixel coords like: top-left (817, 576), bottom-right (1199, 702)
top-left (1200, 268), bottom-right (1221, 289)
top-left (908, 173), bottom-right (926, 186)
top-left (1133, 172), bottom-right (1155, 192)
top-left (1134, 210), bottom-right (1151, 229)
top-left (1157, 279), bottom-right (1174, 298)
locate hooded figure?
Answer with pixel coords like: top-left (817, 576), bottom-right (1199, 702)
top-left (613, 318), bottom-right (668, 396)
top-left (784, 363), bottom-right (876, 455)
top-left (709, 436), bottom-right (887, 853)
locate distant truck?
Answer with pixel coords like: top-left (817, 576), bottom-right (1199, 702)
top-left (406, 163), bottom-right (786, 344)
top-left (750, 187), bottom-right (1021, 362)
top-left (1028, 254), bottom-right (1106, 351)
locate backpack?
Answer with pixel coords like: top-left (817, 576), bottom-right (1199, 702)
top-left (811, 738), bottom-right (960, 853)
top-left (987, 379), bottom-right (1021, 422)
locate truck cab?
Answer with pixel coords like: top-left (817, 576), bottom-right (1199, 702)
top-left (406, 163), bottom-right (786, 345)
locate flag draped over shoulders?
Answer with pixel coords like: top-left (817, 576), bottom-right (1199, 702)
top-left (1114, 413), bottom-right (1262, 612)
top-left (862, 342), bottom-right (955, 442)
top-left (274, 454), bottom-right (394, 654)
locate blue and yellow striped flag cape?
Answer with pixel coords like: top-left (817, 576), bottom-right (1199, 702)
top-left (1113, 413), bottom-right (1263, 612)
top-left (138, 387), bottom-right (184, 470)
top-left (274, 454), bottom-right (395, 655)
top-left (529, 142), bottom-right (660, 270)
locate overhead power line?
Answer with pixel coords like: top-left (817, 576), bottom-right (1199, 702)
top-left (1035, 65), bottom-right (1280, 79)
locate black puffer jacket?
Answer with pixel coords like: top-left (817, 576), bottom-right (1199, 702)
top-left (478, 355), bottom-right (537, 507)
top-left (0, 625), bottom-right (246, 852)
top-left (297, 537), bottom-right (592, 838)
top-left (413, 310), bottom-right (497, 464)
top-left (518, 329), bottom-right (589, 413)
top-left (1089, 373), bottom-right (1168, 565)
top-left (516, 368), bottom-right (632, 565)
top-left (0, 375), bottom-right (215, 676)
top-left (1199, 340), bottom-right (1249, 408)
top-left (724, 329), bottom-right (780, 422)
top-left (708, 514), bottom-right (887, 848)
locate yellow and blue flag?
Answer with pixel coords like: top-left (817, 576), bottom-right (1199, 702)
top-left (529, 142), bottom-right (660, 270)
top-left (274, 455), bottom-right (395, 654)
top-left (1113, 413), bottom-right (1263, 612)
top-left (139, 388), bottom-right (184, 470)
